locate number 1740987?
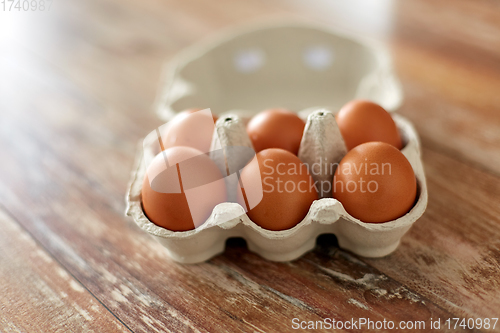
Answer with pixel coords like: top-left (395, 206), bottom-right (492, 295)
top-left (444, 318), bottom-right (498, 330)
top-left (1, 0), bottom-right (53, 11)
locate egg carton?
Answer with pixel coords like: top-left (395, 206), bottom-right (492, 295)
top-left (125, 21), bottom-right (428, 263)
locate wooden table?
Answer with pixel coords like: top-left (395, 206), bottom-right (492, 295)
top-left (1, 0), bottom-right (499, 332)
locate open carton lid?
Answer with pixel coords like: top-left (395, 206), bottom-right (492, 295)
top-left (125, 20), bottom-right (427, 263)
top-left (155, 20), bottom-right (403, 122)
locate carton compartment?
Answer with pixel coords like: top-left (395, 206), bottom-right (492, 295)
top-left (126, 21), bottom-right (427, 263)
top-left (126, 111), bottom-right (427, 264)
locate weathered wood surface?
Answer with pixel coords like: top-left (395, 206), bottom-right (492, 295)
top-left (0, 0), bottom-right (499, 332)
top-left (0, 209), bottom-right (129, 332)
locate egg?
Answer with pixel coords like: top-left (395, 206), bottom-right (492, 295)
top-left (161, 108), bottom-right (217, 153)
top-left (336, 100), bottom-right (403, 150)
top-left (332, 142), bottom-right (417, 223)
top-left (247, 108), bottom-right (305, 155)
top-left (142, 146), bottom-right (227, 231)
top-left (238, 148), bottom-right (318, 231)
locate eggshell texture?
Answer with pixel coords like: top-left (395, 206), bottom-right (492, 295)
top-left (238, 148), bottom-right (318, 231)
top-left (332, 142), bottom-right (416, 223)
top-left (161, 109), bottom-right (216, 153)
top-left (336, 100), bottom-right (402, 150)
top-left (247, 109), bottom-right (305, 155)
top-left (142, 146), bottom-right (227, 231)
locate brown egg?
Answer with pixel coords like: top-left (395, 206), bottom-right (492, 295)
top-left (142, 146), bottom-right (227, 231)
top-left (336, 100), bottom-right (402, 150)
top-left (247, 109), bottom-right (305, 155)
top-left (161, 109), bottom-right (216, 153)
top-left (332, 142), bottom-right (417, 223)
top-left (238, 148), bottom-right (318, 231)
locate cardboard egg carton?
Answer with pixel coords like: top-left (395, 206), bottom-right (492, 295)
top-left (126, 110), bottom-right (427, 263)
top-left (125, 21), bottom-right (428, 263)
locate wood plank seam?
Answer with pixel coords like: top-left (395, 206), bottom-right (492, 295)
top-left (420, 138), bottom-right (500, 180)
top-left (0, 203), bottom-right (136, 333)
top-left (303, 258), bottom-right (460, 320)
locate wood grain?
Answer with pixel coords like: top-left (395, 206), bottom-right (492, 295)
top-left (365, 147), bottom-right (500, 319)
top-left (0, 209), bottom-right (129, 332)
top-left (391, 0), bottom-right (500, 176)
top-left (0, 0), bottom-right (499, 331)
top-left (0, 45), bottom-right (483, 332)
